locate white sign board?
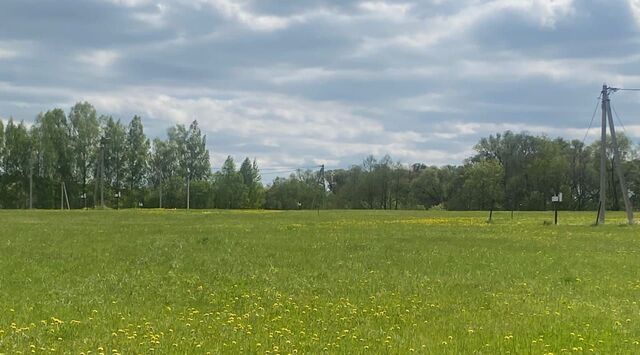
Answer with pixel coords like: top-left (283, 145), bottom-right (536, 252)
top-left (552, 196), bottom-right (559, 202)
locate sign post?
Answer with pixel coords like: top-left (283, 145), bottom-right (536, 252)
top-left (551, 193), bottom-right (563, 225)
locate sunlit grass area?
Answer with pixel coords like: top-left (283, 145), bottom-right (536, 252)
top-left (0, 210), bottom-right (639, 353)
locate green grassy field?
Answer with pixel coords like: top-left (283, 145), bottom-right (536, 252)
top-left (0, 210), bottom-right (639, 354)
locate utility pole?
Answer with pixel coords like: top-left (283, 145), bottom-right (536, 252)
top-left (598, 84), bottom-right (634, 225)
top-left (311, 164), bottom-right (326, 214)
top-left (100, 141), bottom-right (105, 208)
top-left (98, 136), bottom-right (109, 209)
top-left (606, 93), bottom-right (634, 224)
top-left (186, 174), bottom-right (190, 210)
top-left (29, 152), bottom-right (33, 209)
top-left (115, 134), bottom-right (120, 210)
top-left (63, 182), bottom-right (70, 210)
top-left (158, 167), bottom-right (163, 209)
top-left (598, 85), bottom-right (608, 224)
top-left (320, 164), bottom-right (326, 212)
top-left (93, 151), bottom-right (99, 208)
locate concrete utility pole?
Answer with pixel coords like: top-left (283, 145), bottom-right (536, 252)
top-left (158, 167), bottom-right (163, 209)
top-left (312, 164), bottom-right (326, 214)
top-left (186, 174), bottom-right (190, 210)
top-left (98, 136), bottom-right (109, 209)
top-left (320, 164), bottom-right (326, 211)
top-left (598, 84), bottom-right (634, 225)
top-left (29, 153), bottom-right (33, 209)
top-left (598, 85), bottom-right (608, 224)
top-left (100, 142), bottom-right (105, 208)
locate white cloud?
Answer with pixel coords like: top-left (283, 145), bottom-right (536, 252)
top-left (357, 0), bottom-right (575, 54)
top-left (106, 0), bottom-right (154, 7)
top-left (0, 48), bottom-right (19, 60)
top-left (434, 120), bottom-right (640, 142)
top-left (452, 54), bottom-right (639, 86)
top-left (4, 0), bottom-right (640, 174)
top-left (77, 50), bottom-right (121, 69)
top-left (247, 66), bottom-right (371, 85)
top-left (133, 3), bottom-right (169, 27)
top-left (80, 86), bottom-right (486, 167)
top-left (358, 1), bottom-right (413, 21)
top-left (396, 92), bottom-right (466, 114)
top-left (630, 0), bottom-right (640, 27)
top-left (0, 41), bottom-right (30, 60)
top-left (83, 87), bottom-right (385, 140)
top-left (0, 81), bottom-right (80, 102)
top-left (245, 64), bottom-right (450, 87)
top-left (199, 0), bottom-right (294, 31)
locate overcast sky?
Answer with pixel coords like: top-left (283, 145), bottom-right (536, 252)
top-left (2, 0), bottom-right (640, 177)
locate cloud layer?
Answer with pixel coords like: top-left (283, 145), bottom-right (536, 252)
top-left (1, 0), bottom-right (640, 176)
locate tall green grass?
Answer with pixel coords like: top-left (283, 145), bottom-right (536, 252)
top-left (0, 210), bottom-right (638, 353)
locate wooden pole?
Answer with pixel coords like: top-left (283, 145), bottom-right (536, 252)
top-left (606, 98), bottom-right (634, 224)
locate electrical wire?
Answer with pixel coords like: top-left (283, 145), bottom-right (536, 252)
top-left (582, 95), bottom-right (602, 145)
top-left (260, 170), bottom-right (304, 175)
top-left (610, 102), bottom-right (628, 135)
top-left (211, 165), bottom-right (322, 172)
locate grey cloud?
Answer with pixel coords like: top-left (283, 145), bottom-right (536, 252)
top-left (1, 0), bottom-right (640, 176)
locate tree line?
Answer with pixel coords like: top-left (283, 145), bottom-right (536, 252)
top-left (0, 102), bottom-right (263, 209)
top-left (1, 103), bottom-right (639, 211)
top-left (267, 133), bottom-right (640, 211)
top-left (326, 132), bottom-right (638, 211)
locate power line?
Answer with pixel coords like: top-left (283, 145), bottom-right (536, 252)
top-left (260, 170), bottom-right (302, 175)
top-left (610, 102), bottom-right (628, 135)
top-left (608, 87), bottom-right (640, 93)
top-left (582, 95), bottom-right (601, 145)
top-left (260, 166), bottom-right (321, 171)
top-left (211, 165), bottom-right (322, 172)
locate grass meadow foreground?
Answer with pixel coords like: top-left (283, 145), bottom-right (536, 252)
top-left (0, 210), bottom-right (639, 354)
